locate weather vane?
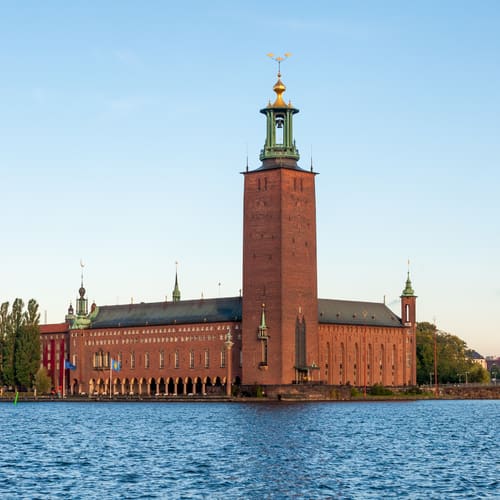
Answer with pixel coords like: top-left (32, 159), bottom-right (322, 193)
top-left (267, 52), bottom-right (292, 76)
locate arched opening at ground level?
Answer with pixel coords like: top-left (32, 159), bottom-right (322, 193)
top-left (88, 374), bottom-right (236, 397)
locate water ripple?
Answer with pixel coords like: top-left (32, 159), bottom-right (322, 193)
top-left (0, 400), bottom-right (498, 498)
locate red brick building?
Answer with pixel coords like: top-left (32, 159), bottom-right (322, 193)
top-left (40, 70), bottom-right (417, 396)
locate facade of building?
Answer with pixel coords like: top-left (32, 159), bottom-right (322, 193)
top-left (40, 70), bottom-right (417, 396)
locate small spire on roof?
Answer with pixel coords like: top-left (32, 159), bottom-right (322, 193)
top-left (172, 261), bottom-right (181, 302)
top-left (402, 260), bottom-right (415, 296)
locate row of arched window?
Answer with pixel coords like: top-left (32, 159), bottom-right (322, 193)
top-left (92, 348), bottom-right (228, 370)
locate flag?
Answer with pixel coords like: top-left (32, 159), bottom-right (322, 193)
top-left (111, 359), bottom-right (121, 372)
top-left (64, 360), bottom-right (76, 370)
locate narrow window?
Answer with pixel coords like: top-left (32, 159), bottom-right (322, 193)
top-left (405, 304), bottom-right (410, 323)
top-left (131, 351), bottom-right (136, 369)
top-left (145, 352), bottom-right (150, 369)
top-left (220, 348), bottom-right (226, 368)
top-left (175, 350), bottom-right (179, 369)
top-left (205, 349), bottom-right (210, 369)
top-left (159, 350), bottom-right (165, 369)
top-left (190, 350), bottom-right (194, 369)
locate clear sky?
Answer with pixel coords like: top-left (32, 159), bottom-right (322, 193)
top-left (1, 1), bottom-right (499, 356)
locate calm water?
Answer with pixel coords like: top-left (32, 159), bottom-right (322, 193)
top-left (0, 400), bottom-right (498, 499)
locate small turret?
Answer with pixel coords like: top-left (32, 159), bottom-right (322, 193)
top-left (258, 303), bottom-right (268, 339)
top-left (402, 271), bottom-right (415, 297)
top-left (71, 261), bottom-right (91, 330)
top-left (400, 269), bottom-right (417, 326)
top-left (65, 302), bottom-right (75, 323)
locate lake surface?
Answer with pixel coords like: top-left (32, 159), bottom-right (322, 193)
top-left (0, 400), bottom-right (498, 499)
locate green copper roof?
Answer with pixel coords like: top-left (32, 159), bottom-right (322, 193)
top-left (259, 74), bottom-right (300, 162)
top-left (401, 272), bottom-right (415, 296)
top-left (172, 272), bottom-right (181, 302)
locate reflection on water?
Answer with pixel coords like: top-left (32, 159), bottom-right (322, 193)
top-left (0, 400), bottom-right (498, 498)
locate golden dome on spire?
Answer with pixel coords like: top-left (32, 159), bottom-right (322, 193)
top-left (272, 75), bottom-right (287, 107)
top-left (266, 52), bottom-right (292, 108)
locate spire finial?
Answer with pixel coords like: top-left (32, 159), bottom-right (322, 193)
top-left (267, 52), bottom-right (291, 78)
top-left (80, 258), bottom-right (85, 287)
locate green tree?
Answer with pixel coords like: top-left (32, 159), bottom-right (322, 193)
top-left (34, 366), bottom-right (51, 394)
top-left (416, 322), bottom-right (436, 384)
top-left (15, 299), bottom-right (40, 390)
top-left (0, 301), bottom-right (9, 384)
top-left (1, 300), bottom-right (21, 388)
top-left (416, 321), bottom-right (490, 385)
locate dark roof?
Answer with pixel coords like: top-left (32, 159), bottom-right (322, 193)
top-left (90, 296), bottom-right (402, 330)
top-left (318, 299), bottom-right (403, 328)
top-left (91, 297), bottom-right (242, 329)
top-left (40, 322), bottom-right (70, 334)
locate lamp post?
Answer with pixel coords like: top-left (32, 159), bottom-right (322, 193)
top-left (434, 329), bottom-right (438, 397)
top-left (225, 329), bottom-right (234, 397)
top-left (362, 311), bottom-right (368, 399)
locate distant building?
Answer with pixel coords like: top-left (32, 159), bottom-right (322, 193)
top-left (486, 357), bottom-right (500, 380)
top-left (469, 350), bottom-right (487, 370)
top-left (40, 69), bottom-right (417, 396)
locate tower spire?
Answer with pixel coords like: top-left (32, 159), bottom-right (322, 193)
top-left (402, 260), bottom-right (415, 296)
top-left (260, 53), bottom-right (300, 165)
top-left (76, 259), bottom-right (88, 316)
top-left (172, 261), bottom-right (181, 302)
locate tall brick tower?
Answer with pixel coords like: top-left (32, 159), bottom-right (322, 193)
top-left (242, 65), bottom-right (319, 386)
top-left (401, 270), bottom-right (417, 385)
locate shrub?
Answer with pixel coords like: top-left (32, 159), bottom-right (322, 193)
top-left (370, 383), bottom-right (393, 396)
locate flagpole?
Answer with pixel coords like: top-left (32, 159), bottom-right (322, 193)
top-left (110, 359), bottom-right (112, 400)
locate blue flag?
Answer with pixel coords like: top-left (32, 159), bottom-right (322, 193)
top-left (111, 359), bottom-right (121, 372)
top-left (64, 360), bottom-right (76, 370)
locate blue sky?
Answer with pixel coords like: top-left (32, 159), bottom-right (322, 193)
top-left (1, 1), bottom-right (499, 355)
